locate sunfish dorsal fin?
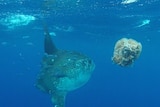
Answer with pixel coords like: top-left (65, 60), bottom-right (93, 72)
top-left (43, 24), bottom-right (58, 55)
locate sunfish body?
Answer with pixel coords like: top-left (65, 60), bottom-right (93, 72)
top-left (36, 26), bottom-right (95, 107)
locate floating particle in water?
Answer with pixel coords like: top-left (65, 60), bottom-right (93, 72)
top-left (49, 32), bottom-right (56, 36)
top-left (22, 36), bottom-right (30, 39)
top-left (1, 42), bottom-right (8, 45)
top-left (26, 42), bottom-right (34, 46)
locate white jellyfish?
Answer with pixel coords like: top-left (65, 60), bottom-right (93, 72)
top-left (112, 38), bottom-right (142, 67)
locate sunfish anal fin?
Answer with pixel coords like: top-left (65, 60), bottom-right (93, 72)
top-left (51, 92), bottom-right (66, 107)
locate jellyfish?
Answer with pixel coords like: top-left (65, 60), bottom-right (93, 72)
top-left (112, 38), bottom-right (142, 67)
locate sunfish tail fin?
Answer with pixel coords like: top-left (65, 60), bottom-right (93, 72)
top-left (43, 23), bottom-right (57, 55)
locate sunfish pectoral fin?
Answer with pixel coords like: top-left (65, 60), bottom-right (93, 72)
top-left (51, 92), bottom-right (67, 107)
top-left (43, 23), bottom-right (58, 55)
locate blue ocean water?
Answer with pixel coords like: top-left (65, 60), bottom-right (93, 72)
top-left (0, 0), bottom-right (160, 107)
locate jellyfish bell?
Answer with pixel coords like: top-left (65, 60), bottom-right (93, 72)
top-left (112, 38), bottom-right (142, 67)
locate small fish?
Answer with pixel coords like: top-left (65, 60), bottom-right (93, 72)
top-left (121, 0), bottom-right (138, 4)
top-left (136, 19), bottom-right (150, 28)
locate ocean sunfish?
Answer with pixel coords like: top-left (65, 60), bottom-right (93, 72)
top-left (36, 25), bottom-right (95, 107)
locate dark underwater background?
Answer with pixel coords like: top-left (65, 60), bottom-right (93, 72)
top-left (0, 0), bottom-right (160, 107)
